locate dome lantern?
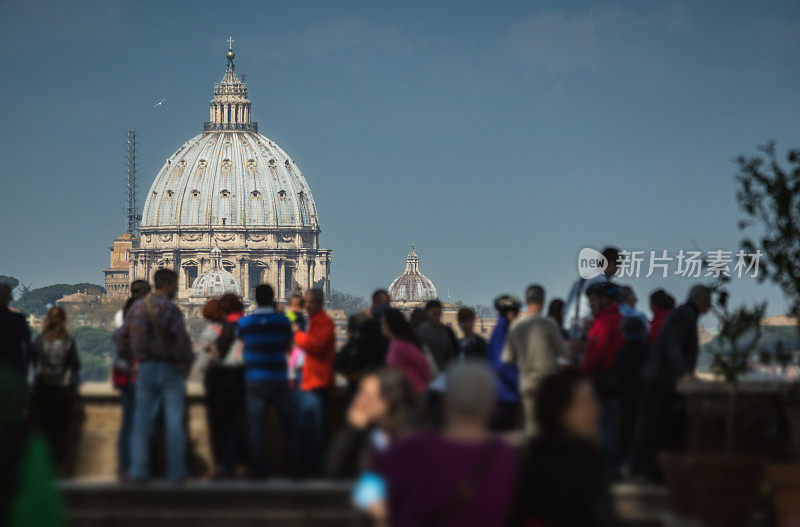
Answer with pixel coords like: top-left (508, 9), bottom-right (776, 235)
top-left (205, 37), bottom-right (256, 133)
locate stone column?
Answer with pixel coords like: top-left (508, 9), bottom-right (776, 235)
top-left (276, 259), bottom-right (284, 302)
top-left (241, 258), bottom-right (249, 300)
top-left (178, 265), bottom-right (187, 292)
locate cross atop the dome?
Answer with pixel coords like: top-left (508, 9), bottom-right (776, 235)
top-left (227, 36), bottom-right (234, 50)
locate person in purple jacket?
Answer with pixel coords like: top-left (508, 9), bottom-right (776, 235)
top-left (360, 362), bottom-right (517, 527)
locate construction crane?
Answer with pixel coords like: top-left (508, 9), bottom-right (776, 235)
top-left (125, 129), bottom-right (142, 237)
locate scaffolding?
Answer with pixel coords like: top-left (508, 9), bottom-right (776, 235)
top-left (125, 129), bottom-right (141, 236)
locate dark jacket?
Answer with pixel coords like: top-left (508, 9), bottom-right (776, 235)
top-left (0, 306), bottom-right (30, 377)
top-left (325, 423), bottom-right (374, 478)
top-left (642, 302), bottom-right (700, 386)
top-left (514, 433), bottom-right (621, 527)
top-left (459, 334), bottom-right (488, 361)
top-left (31, 336), bottom-right (80, 387)
top-left (334, 315), bottom-right (389, 382)
top-left (416, 321), bottom-right (458, 372)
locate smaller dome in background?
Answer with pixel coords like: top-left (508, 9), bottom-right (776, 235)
top-left (388, 245), bottom-right (438, 303)
top-left (190, 245), bottom-right (241, 299)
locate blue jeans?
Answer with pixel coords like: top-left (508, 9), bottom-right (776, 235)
top-left (130, 361), bottom-right (187, 482)
top-left (292, 388), bottom-right (327, 477)
top-left (117, 383), bottom-right (136, 477)
top-left (245, 379), bottom-right (291, 478)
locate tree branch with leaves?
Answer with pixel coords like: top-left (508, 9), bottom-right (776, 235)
top-left (736, 141), bottom-right (800, 325)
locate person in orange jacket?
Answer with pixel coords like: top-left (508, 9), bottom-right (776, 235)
top-left (291, 288), bottom-right (336, 476)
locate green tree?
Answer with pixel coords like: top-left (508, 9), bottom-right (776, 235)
top-left (327, 289), bottom-right (368, 315)
top-left (736, 141), bottom-right (800, 325)
top-left (12, 283), bottom-right (105, 315)
top-left (0, 275), bottom-right (19, 290)
top-left (474, 304), bottom-right (493, 318)
top-left (71, 326), bottom-right (113, 382)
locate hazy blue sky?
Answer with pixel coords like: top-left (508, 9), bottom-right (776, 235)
top-left (1, 0), bottom-right (798, 317)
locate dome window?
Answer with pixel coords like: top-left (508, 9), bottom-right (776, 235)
top-left (152, 191), bottom-right (158, 197)
top-left (166, 190), bottom-right (174, 198)
top-left (220, 189), bottom-right (231, 198)
top-left (222, 158), bottom-right (232, 169)
top-left (247, 159), bottom-right (257, 168)
top-left (251, 190), bottom-right (261, 199)
top-left (191, 189), bottom-right (200, 198)
top-left (278, 190), bottom-right (287, 199)
top-left (198, 159), bottom-right (207, 168)
top-left (284, 159), bottom-right (291, 167)
top-left (269, 158), bottom-right (277, 168)
top-left (178, 159), bottom-right (187, 167)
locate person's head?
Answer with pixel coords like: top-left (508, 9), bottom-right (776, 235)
top-left (525, 284), bottom-right (546, 314)
top-left (202, 298), bottom-right (224, 323)
top-left (130, 279), bottom-right (151, 299)
top-left (585, 282), bottom-right (620, 316)
top-left (424, 300), bottom-right (443, 325)
top-left (382, 308), bottom-right (420, 346)
top-left (602, 246), bottom-right (621, 277)
top-left (219, 293), bottom-right (244, 315)
top-left (0, 283), bottom-right (12, 308)
top-left (371, 289), bottom-right (391, 307)
top-left (650, 288), bottom-right (676, 311)
top-left (494, 294), bottom-right (522, 322)
top-left (41, 306), bottom-right (69, 342)
top-left (688, 284), bottom-right (712, 314)
top-left (122, 280), bottom-right (152, 317)
top-left (353, 368), bottom-right (417, 437)
top-left (254, 284), bottom-right (275, 307)
top-left (619, 285), bottom-right (637, 308)
top-left (304, 288), bottom-right (325, 316)
top-left (457, 307), bottom-right (476, 337)
top-left (409, 307), bottom-right (429, 328)
top-left (536, 368), bottom-right (599, 441)
top-left (153, 268), bottom-right (179, 298)
top-left (547, 298), bottom-right (565, 326)
top-left (622, 316), bottom-right (648, 343)
top-left (444, 362), bottom-right (496, 432)
top-left (288, 292), bottom-right (304, 313)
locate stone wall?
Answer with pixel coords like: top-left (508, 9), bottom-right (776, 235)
top-left (72, 383), bottom-right (211, 480)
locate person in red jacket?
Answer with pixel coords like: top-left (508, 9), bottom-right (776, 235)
top-left (291, 288), bottom-right (336, 476)
top-left (581, 283), bottom-right (623, 374)
top-left (580, 281), bottom-right (623, 478)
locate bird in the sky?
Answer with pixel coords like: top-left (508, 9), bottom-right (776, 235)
top-left (152, 98), bottom-right (168, 109)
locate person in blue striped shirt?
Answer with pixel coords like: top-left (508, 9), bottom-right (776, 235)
top-left (238, 283), bottom-right (293, 478)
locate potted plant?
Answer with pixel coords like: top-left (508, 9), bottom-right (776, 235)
top-left (706, 279), bottom-right (767, 452)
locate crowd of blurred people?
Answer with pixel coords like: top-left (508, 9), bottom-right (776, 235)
top-left (0, 244), bottom-right (715, 526)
